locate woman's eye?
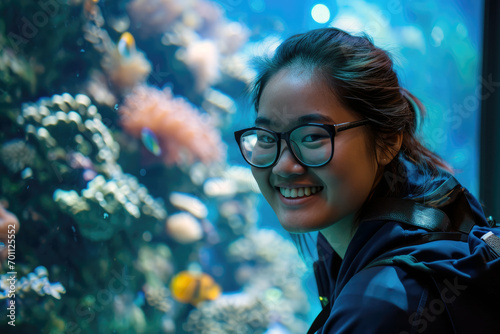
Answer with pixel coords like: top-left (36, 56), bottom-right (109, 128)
top-left (258, 134), bottom-right (276, 143)
top-left (302, 134), bottom-right (327, 142)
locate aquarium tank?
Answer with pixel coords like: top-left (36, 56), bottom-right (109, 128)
top-left (0, 0), bottom-right (485, 333)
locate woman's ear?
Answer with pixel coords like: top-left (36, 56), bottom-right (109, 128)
top-left (376, 132), bottom-right (403, 166)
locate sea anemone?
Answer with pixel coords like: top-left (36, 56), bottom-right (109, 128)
top-left (118, 84), bottom-right (225, 166)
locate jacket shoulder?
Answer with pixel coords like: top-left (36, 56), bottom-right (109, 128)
top-left (321, 265), bottom-right (452, 333)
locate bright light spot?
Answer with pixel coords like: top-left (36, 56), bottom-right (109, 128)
top-left (431, 26), bottom-right (444, 47)
top-left (311, 4), bottom-right (330, 24)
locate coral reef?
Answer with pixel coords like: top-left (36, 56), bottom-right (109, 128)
top-left (0, 266), bottom-right (66, 300)
top-left (83, 8), bottom-right (151, 96)
top-left (176, 39), bottom-right (220, 92)
top-left (144, 286), bottom-right (174, 313)
top-left (0, 0), bottom-right (315, 333)
top-left (227, 229), bottom-right (310, 333)
top-left (15, 92), bottom-right (167, 242)
top-left (184, 293), bottom-right (270, 334)
top-left (127, 0), bottom-right (183, 37)
top-left (118, 84), bottom-right (226, 167)
top-left (85, 70), bottom-right (118, 107)
top-left (0, 139), bottom-right (36, 174)
top-left (19, 93), bottom-right (121, 178)
top-left (54, 173), bottom-right (166, 241)
top-left (165, 212), bottom-right (203, 244)
top-left (162, 8), bottom-right (250, 92)
top-left (135, 243), bottom-right (174, 286)
top-left (169, 192), bottom-right (208, 219)
top-left (101, 32), bottom-right (152, 92)
top-left (0, 47), bottom-right (37, 104)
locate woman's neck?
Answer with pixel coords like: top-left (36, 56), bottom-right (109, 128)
top-left (320, 214), bottom-right (358, 259)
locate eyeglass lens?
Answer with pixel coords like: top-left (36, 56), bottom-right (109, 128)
top-left (239, 125), bottom-right (333, 167)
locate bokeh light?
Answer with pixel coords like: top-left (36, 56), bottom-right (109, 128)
top-left (311, 4), bottom-right (331, 24)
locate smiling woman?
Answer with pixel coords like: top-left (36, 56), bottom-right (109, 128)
top-left (234, 27), bottom-right (500, 333)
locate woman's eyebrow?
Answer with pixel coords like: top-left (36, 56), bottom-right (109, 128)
top-left (255, 113), bottom-right (335, 128)
top-left (297, 114), bottom-right (334, 124)
top-left (255, 116), bottom-right (271, 126)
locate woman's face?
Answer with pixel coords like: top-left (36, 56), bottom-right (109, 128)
top-left (251, 68), bottom-right (383, 233)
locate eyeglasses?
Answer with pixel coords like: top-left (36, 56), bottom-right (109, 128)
top-left (234, 120), bottom-right (369, 168)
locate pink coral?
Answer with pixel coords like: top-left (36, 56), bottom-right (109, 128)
top-left (118, 85), bottom-right (225, 166)
top-left (127, 0), bottom-right (184, 37)
top-left (0, 202), bottom-right (20, 263)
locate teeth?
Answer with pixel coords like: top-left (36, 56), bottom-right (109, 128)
top-left (279, 186), bottom-right (321, 198)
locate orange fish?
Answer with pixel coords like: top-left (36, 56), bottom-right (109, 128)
top-left (170, 271), bottom-right (221, 305)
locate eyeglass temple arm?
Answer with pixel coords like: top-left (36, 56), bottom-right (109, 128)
top-left (335, 119), bottom-right (370, 132)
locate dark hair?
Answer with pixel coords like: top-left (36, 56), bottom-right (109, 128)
top-left (251, 27), bottom-right (452, 200)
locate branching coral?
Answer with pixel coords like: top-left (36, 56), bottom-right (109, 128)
top-left (19, 93), bottom-right (121, 178)
top-left (0, 266), bottom-right (66, 300)
top-left (54, 173), bottom-right (166, 241)
top-left (118, 84), bottom-right (225, 167)
top-left (19, 93), bottom-right (167, 241)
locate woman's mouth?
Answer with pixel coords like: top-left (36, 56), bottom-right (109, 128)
top-left (278, 186), bottom-right (323, 199)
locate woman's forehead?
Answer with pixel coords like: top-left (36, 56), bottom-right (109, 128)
top-left (255, 113), bottom-right (336, 129)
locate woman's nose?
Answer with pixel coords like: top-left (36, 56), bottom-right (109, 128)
top-left (272, 144), bottom-right (306, 177)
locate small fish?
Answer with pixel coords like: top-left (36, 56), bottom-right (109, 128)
top-left (117, 32), bottom-right (136, 58)
top-left (169, 271), bottom-right (221, 306)
top-left (141, 127), bottom-right (162, 156)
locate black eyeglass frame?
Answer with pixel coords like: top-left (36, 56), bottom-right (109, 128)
top-left (234, 119), bottom-right (370, 168)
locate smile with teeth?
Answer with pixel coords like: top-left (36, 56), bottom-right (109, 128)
top-left (279, 186), bottom-right (323, 198)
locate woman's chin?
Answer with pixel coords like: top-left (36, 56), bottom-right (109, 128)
top-left (278, 218), bottom-right (323, 233)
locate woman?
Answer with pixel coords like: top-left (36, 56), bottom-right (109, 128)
top-left (234, 28), bottom-right (499, 333)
